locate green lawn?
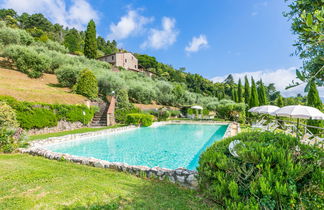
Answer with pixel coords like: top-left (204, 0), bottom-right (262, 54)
top-left (0, 154), bottom-right (215, 209)
top-left (28, 125), bottom-right (125, 141)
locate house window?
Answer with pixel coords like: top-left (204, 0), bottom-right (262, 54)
top-left (135, 65), bottom-right (137, 68)
top-left (111, 56), bottom-right (114, 60)
top-left (125, 59), bottom-right (127, 63)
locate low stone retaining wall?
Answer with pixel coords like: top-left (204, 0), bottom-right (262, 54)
top-left (28, 120), bottom-right (84, 135)
top-left (20, 121), bottom-right (236, 188)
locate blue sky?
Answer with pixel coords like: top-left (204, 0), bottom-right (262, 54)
top-left (2, 0), bottom-right (322, 97)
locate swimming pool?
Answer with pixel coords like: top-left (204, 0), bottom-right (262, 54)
top-left (44, 124), bottom-right (228, 170)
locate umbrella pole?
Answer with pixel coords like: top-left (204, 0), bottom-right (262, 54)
top-left (297, 118), bottom-right (300, 141)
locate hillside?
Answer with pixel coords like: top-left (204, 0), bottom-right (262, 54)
top-left (0, 60), bottom-right (87, 105)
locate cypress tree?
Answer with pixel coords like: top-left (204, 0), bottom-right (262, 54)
top-left (276, 95), bottom-right (284, 107)
top-left (238, 78), bottom-right (243, 103)
top-left (231, 87), bottom-right (236, 102)
top-left (307, 81), bottom-right (323, 133)
top-left (258, 79), bottom-right (268, 105)
top-left (244, 76), bottom-right (250, 105)
top-left (84, 20), bottom-right (97, 59)
top-left (249, 77), bottom-right (259, 108)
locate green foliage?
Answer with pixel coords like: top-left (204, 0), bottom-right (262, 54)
top-left (0, 127), bottom-right (24, 153)
top-left (2, 44), bottom-right (51, 78)
top-left (157, 110), bottom-right (170, 121)
top-left (215, 102), bottom-right (246, 123)
top-left (257, 79), bottom-right (268, 105)
top-left (0, 102), bottom-right (19, 128)
top-left (84, 20), bottom-right (97, 59)
top-left (74, 69), bottom-right (98, 100)
top-left (198, 131), bottom-right (324, 209)
top-left (276, 95), bottom-right (284, 107)
top-left (31, 40), bottom-right (68, 53)
top-left (0, 96), bottom-right (95, 130)
top-left (284, 0), bottom-right (323, 88)
top-left (249, 77), bottom-right (259, 108)
top-left (126, 113), bottom-right (154, 127)
top-left (203, 109), bottom-right (209, 116)
top-left (244, 76), bottom-right (250, 105)
top-left (97, 36), bottom-right (118, 55)
top-left (237, 79), bottom-right (243, 103)
top-left (0, 26), bottom-right (34, 45)
top-left (307, 80), bottom-right (323, 134)
top-left (64, 28), bottom-right (83, 53)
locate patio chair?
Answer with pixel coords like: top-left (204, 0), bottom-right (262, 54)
top-left (252, 119), bottom-right (266, 129)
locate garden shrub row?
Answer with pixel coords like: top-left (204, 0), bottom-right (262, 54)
top-left (198, 131), bottom-right (323, 209)
top-left (0, 96), bottom-right (96, 130)
top-left (126, 113), bottom-right (154, 127)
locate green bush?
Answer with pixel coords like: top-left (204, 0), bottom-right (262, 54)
top-left (0, 127), bottom-right (24, 153)
top-left (216, 102), bottom-right (246, 123)
top-left (198, 131), bottom-right (324, 209)
top-left (169, 110), bottom-right (181, 117)
top-left (2, 45), bottom-right (51, 78)
top-left (157, 110), bottom-right (170, 121)
top-left (0, 96), bottom-right (96, 129)
top-left (31, 40), bottom-right (68, 53)
top-left (0, 102), bottom-right (19, 128)
top-left (74, 69), bottom-right (98, 100)
top-left (126, 113), bottom-right (154, 127)
top-left (55, 65), bottom-right (81, 87)
top-left (115, 107), bottom-right (140, 124)
top-left (0, 26), bottom-right (33, 46)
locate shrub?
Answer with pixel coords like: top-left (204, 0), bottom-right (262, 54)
top-left (0, 96), bottom-right (96, 129)
top-left (55, 65), bottom-right (81, 87)
top-left (74, 69), bottom-right (98, 100)
top-left (0, 102), bottom-right (19, 128)
top-left (115, 106), bottom-right (140, 124)
top-left (17, 108), bottom-right (57, 129)
top-left (170, 110), bottom-right (181, 117)
top-left (0, 26), bottom-right (34, 46)
top-left (202, 109), bottom-right (209, 116)
top-left (198, 131), bottom-right (324, 209)
top-left (2, 45), bottom-right (51, 78)
top-left (157, 109), bottom-right (170, 121)
top-left (126, 113), bottom-right (154, 127)
top-left (31, 40), bottom-right (68, 53)
top-left (216, 102), bottom-right (246, 123)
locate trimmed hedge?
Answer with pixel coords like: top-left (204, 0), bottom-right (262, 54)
top-left (198, 131), bottom-right (324, 209)
top-left (74, 69), bottom-right (98, 100)
top-left (0, 96), bottom-right (96, 130)
top-left (126, 113), bottom-right (154, 127)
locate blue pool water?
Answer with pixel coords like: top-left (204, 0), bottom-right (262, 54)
top-left (45, 124), bottom-right (228, 170)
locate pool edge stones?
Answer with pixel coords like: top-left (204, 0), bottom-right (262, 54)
top-left (19, 121), bottom-right (237, 189)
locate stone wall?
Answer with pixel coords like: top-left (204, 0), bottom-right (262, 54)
top-left (21, 121), bottom-right (236, 188)
top-left (28, 120), bottom-right (84, 135)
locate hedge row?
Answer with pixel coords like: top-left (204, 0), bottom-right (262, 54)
top-left (0, 96), bottom-right (96, 130)
top-left (126, 113), bottom-right (154, 127)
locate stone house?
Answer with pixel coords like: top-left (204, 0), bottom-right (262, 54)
top-left (97, 52), bottom-right (138, 71)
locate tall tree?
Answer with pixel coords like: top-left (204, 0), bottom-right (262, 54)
top-left (306, 80), bottom-right (323, 133)
top-left (276, 95), bottom-right (284, 107)
top-left (84, 20), bottom-right (97, 59)
top-left (249, 77), bottom-right (259, 108)
top-left (284, 0), bottom-right (323, 89)
top-left (64, 28), bottom-right (82, 53)
top-left (258, 79), bottom-right (268, 105)
top-left (244, 75), bottom-right (250, 105)
top-left (237, 78), bottom-right (243, 103)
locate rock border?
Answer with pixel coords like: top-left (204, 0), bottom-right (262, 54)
top-left (20, 121), bottom-right (235, 188)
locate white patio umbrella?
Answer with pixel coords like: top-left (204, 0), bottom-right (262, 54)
top-left (254, 105), bottom-right (280, 114)
top-left (271, 105), bottom-right (324, 140)
top-left (191, 105), bottom-right (203, 110)
top-left (271, 105), bottom-right (324, 120)
top-left (248, 107), bottom-right (259, 113)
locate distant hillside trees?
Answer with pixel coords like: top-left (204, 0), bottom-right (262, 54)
top-left (64, 28), bottom-right (83, 53)
top-left (84, 20), bottom-right (97, 59)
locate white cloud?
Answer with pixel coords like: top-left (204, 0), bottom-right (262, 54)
top-left (141, 17), bottom-right (178, 50)
top-left (211, 67), bottom-right (324, 97)
top-left (0, 0), bottom-right (99, 30)
top-left (107, 9), bottom-right (153, 40)
top-left (185, 34), bottom-right (208, 53)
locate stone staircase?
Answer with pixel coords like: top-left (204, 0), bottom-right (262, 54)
top-left (90, 102), bottom-right (108, 127)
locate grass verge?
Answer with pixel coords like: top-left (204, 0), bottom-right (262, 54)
top-left (0, 154), bottom-right (215, 209)
top-left (28, 125), bottom-right (126, 141)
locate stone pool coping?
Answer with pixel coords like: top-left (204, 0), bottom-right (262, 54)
top-left (19, 121), bottom-right (235, 188)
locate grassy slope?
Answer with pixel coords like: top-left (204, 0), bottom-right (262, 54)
top-left (0, 154), bottom-right (214, 209)
top-left (28, 125), bottom-right (125, 141)
top-left (0, 61), bottom-right (87, 105)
